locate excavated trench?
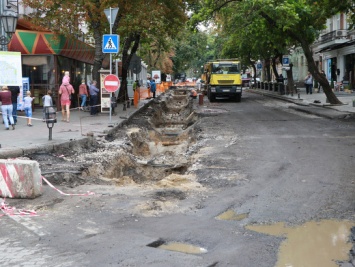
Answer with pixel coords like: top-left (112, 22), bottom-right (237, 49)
top-left (98, 88), bottom-right (198, 184)
top-left (30, 87), bottom-right (200, 190)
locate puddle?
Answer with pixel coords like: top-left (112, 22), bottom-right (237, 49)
top-left (246, 220), bottom-right (354, 267)
top-left (147, 239), bottom-right (207, 254)
top-left (216, 210), bottom-right (249, 221)
top-left (159, 242), bottom-right (207, 254)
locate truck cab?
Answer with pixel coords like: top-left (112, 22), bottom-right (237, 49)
top-left (204, 60), bottom-right (242, 102)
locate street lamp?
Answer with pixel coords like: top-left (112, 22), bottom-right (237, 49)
top-left (0, 8), bottom-right (18, 50)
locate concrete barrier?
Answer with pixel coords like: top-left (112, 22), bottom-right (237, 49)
top-left (0, 159), bottom-right (42, 198)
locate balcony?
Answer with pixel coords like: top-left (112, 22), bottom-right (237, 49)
top-left (314, 30), bottom-right (350, 52)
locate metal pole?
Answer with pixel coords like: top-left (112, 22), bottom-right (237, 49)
top-left (109, 7), bottom-right (112, 123)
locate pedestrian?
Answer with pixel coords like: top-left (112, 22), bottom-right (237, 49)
top-left (8, 86), bottom-right (20, 125)
top-left (133, 80), bottom-right (138, 92)
top-left (146, 78), bottom-right (151, 98)
top-left (150, 79), bottom-right (156, 98)
top-left (42, 90), bottom-right (53, 121)
top-left (304, 71), bottom-right (313, 94)
top-left (58, 77), bottom-right (74, 122)
top-left (79, 79), bottom-right (88, 110)
top-left (318, 70), bottom-right (326, 93)
top-left (0, 86), bottom-right (15, 130)
top-left (62, 71), bottom-right (70, 85)
top-left (23, 90), bottom-right (35, 127)
top-left (89, 80), bottom-right (99, 115)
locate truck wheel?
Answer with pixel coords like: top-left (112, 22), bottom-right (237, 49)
top-left (235, 94), bottom-right (241, 102)
top-left (209, 94), bottom-right (216, 102)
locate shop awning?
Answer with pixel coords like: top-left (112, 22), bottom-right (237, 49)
top-left (9, 29), bottom-right (95, 64)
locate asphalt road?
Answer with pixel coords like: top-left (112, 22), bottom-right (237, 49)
top-left (1, 91), bottom-right (355, 267)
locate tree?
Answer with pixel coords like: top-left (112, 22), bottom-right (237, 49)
top-left (192, 0), bottom-right (354, 104)
top-left (22, 0), bottom-right (190, 102)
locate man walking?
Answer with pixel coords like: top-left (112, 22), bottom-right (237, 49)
top-left (304, 71), bottom-right (313, 94)
top-left (89, 80), bottom-right (99, 115)
top-left (8, 86), bottom-right (20, 124)
top-left (150, 79), bottom-right (156, 98)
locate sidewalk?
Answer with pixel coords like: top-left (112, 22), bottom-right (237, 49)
top-left (247, 86), bottom-right (355, 118)
top-left (0, 99), bottom-right (151, 159)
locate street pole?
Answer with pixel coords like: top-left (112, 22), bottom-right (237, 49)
top-left (109, 7), bottom-right (112, 123)
top-left (104, 7), bottom-right (118, 123)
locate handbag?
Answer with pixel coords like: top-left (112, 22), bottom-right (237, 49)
top-left (65, 85), bottom-right (72, 100)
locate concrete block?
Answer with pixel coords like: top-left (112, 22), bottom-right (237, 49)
top-left (0, 159), bottom-right (42, 198)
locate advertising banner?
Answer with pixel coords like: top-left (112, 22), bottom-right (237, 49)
top-left (152, 70), bottom-right (161, 83)
top-left (0, 52), bottom-right (22, 86)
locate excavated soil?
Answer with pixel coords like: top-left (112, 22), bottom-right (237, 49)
top-left (27, 88), bottom-right (207, 215)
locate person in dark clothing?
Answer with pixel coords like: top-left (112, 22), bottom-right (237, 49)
top-left (89, 80), bottom-right (99, 115)
top-left (8, 86), bottom-right (20, 124)
top-left (0, 86), bottom-right (15, 130)
top-left (150, 79), bottom-right (156, 98)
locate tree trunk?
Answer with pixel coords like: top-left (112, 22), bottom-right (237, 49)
top-left (294, 43), bottom-right (340, 105)
top-left (286, 63), bottom-right (295, 94)
top-left (271, 56), bottom-right (279, 80)
top-left (260, 11), bottom-right (341, 104)
top-left (117, 33), bottom-right (141, 103)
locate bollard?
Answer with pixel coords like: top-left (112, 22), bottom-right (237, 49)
top-left (0, 159), bottom-right (42, 198)
top-left (198, 94), bottom-right (204, 105)
top-left (123, 101), bottom-right (127, 111)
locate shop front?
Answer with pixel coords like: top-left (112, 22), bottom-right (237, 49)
top-left (8, 20), bottom-right (95, 109)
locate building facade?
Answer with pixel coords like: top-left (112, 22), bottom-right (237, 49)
top-left (312, 13), bottom-right (354, 87)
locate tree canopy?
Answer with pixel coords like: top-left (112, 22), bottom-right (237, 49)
top-left (21, 0), bottom-right (191, 101)
top-left (190, 0), bottom-right (355, 104)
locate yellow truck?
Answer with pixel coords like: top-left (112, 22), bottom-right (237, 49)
top-left (203, 60), bottom-right (242, 102)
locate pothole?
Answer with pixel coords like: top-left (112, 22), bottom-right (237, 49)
top-left (216, 210), bottom-right (249, 221)
top-left (147, 239), bottom-right (207, 254)
top-left (246, 220), bottom-right (355, 267)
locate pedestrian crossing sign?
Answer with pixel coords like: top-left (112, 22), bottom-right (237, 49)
top-left (102, 34), bottom-right (119, 53)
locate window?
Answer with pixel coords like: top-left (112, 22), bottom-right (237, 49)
top-left (212, 63), bottom-right (240, 74)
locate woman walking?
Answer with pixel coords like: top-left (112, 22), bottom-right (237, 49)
top-left (59, 79), bottom-right (74, 122)
top-left (0, 86), bottom-right (15, 130)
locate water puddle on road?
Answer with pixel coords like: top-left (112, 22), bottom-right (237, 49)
top-left (246, 220), bottom-right (354, 267)
top-left (147, 239), bottom-right (207, 254)
top-left (158, 242), bottom-right (207, 254)
top-left (216, 210), bottom-right (249, 221)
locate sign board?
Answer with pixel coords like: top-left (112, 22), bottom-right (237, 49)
top-left (0, 52), bottom-right (22, 86)
top-left (166, 74), bottom-right (171, 82)
top-left (104, 8), bottom-right (119, 26)
top-left (104, 74), bottom-right (120, 92)
top-left (257, 63), bottom-right (262, 70)
top-left (152, 70), bottom-right (161, 83)
top-left (102, 34), bottom-right (119, 53)
top-left (282, 55), bottom-right (290, 66)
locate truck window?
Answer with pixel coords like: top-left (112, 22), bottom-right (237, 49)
top-left (212, 63), bottom-right (240, 74)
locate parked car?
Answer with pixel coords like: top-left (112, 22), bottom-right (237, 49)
top-left (251, 77), bottom-right (260, 87)
top-left (242, 73), bottom-right (252, 87)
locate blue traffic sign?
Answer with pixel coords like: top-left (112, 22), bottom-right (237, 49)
top-left (257, 63), bottom-right (262, 70)
top-left (282, 55), bottom-right (290, 66)
top-left (102, 34), bottom-right (119, 53)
